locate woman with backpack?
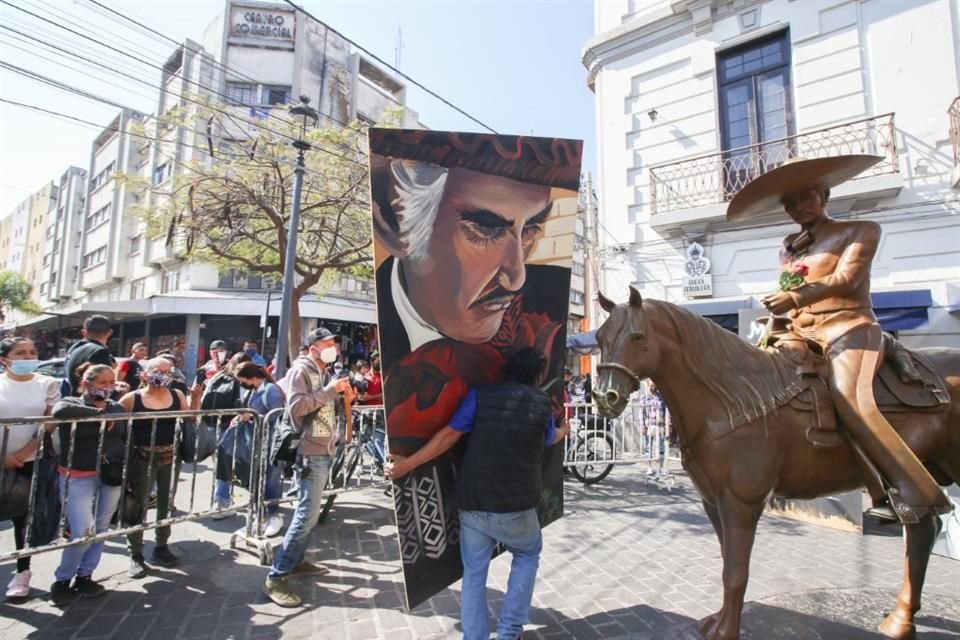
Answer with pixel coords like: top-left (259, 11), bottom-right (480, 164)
top-left (206, 352), bottom-right (251, 519)
top-left (48, 363), bottom-right (126, 605)
top-left (233, 362), bottom-right (285, 537)
top-left (0, 337), bottom-right (60, 599)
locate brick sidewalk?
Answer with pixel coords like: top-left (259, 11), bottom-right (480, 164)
top-left (1, 464), bottom-right (958, 639)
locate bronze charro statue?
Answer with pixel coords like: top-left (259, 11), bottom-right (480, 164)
top-left (728, 155), bottom-right (952, 524)
top-left (592, 154), bottom-right (959, 640)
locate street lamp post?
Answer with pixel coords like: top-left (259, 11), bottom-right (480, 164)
top-left (275, 95), bottom-right (319, 379)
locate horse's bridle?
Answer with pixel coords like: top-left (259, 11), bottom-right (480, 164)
top-left (596, 362), bottom-right (642, 393)
top-left (595, 304), bottom-right (648, 394)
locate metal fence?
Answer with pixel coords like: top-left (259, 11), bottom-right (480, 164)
top-left (2, 399), bottom-right (676, 567)
top-left (0, 408), bottom-right (258, 563)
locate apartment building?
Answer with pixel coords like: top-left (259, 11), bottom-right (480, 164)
top-left (584, 0), bottom-right (960, 347)
top-left (26, 0), bottom-right (421, 373)
top-left (41, 167), bottom-right (87, 306)
top-left (0, 182), bottom-right (56, 330)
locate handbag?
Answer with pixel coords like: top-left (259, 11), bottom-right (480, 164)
top-left (0, 468), bottom-right (31, 521)
top-left (99, 453), bottom-right (125, 487)
top-left (180, 418), bottom-right (216, 463)
top-left (29, 433), bottom-right (61, 546)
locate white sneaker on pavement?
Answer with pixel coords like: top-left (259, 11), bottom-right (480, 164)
top-left (264, 514), bottom-right (284, 538)
top-left (6, 570), bottom-right (31, 598)
top-left (211, 501), bottom-right (234, 520)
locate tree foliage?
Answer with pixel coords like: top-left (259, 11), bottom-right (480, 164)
top-left (0, 270), bottom-right (41, 323)
top-left (124, 97), bottom-right (387, 359)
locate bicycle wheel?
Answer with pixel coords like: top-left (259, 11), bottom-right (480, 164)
top-left (319, 444), bottom-right (361, 524)
top-left (569, 432), bottom-right (615, 485)
top-left (319, 442), bottom-right (348, 524)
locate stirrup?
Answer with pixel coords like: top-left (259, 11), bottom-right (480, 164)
top-left (887, 489), bottom-right (920, 525)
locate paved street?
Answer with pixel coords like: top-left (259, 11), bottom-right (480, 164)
top-left (1, 463), bottom-right (959, 640)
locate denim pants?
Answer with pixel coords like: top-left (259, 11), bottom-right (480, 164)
top-left (55, 474), bottom-right (122, 582)
top-left (215, 465), bottom-right (281, 515)
top-left (268, 454), bottom-right (331, 578)
top-left (459, 509), bottom-right (543, 640)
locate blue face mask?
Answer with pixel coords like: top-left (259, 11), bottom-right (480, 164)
top-left (8, 360), bottom-right (41, 375)
top-left (245, 348), bottom-right (257, 357)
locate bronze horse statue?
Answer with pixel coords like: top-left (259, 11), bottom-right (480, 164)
top-left (592, 288), bottom-right (959, 640)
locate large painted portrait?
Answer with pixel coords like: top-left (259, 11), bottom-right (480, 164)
top-left (369, 128), bottom-right (581, 608)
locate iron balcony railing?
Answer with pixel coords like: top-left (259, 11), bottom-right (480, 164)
top-left (649, 113), bottom-right (899, 215)
top-left (949, 97), bottom-right (960, 165)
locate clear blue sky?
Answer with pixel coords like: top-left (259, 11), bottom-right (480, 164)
top-left (0, 0), bottom-right (596, 214)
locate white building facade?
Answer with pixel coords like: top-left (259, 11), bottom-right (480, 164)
top-left (584, 0), bottom-right (960, 347)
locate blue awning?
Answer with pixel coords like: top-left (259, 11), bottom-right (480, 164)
top-left (871, 289), bottom-right (931, 332)
top-left (567, 330), bottom-right (598, 354)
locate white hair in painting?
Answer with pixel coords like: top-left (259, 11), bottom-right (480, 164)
top-left (389, 159), bottom-right (448, 262)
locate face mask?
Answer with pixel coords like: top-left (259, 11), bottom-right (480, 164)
top-left (319, 346), bottom-right (338, 364)
top-left (246, 348), bottom-right (258, 357)
top-left (146, 371), bottom-right (172, 387)
top-left (7, 360), bottom-right (41, 375)
top-left (216, 351), bottom-right (227, 363)
top-left (87, 386), bottom-right (112, 401)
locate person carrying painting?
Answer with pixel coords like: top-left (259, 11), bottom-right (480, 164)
top-left (386, 348), bottom-right (570, 640)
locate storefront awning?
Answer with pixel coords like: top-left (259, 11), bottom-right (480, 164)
top-left (871, 289), bottom-right (931, 332)
top-left (567, 330), bottom-right (598, 355)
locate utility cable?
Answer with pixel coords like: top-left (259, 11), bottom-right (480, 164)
top-left (284, 0), bottom-right (498, 133)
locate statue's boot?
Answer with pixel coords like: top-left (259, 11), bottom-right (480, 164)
top-left (849, 439), bottom-right (900, 522)
top-left (828, 325), bottom-right (953, 525)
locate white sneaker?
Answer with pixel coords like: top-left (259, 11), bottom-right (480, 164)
top-left (264, 514), bottom-right (284, 538)
top-left (6, 570), bottom-right (31, 598)
top-left (645, 468), bottom-right (656, 477)
top-left (211, 501), bottom-right (234, 520)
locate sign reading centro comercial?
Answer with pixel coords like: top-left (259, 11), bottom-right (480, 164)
top-left (232, 8), bottom-right (294, 40)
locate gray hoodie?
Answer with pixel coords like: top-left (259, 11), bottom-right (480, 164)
top-left (283, 355), bottom-right (343, 456)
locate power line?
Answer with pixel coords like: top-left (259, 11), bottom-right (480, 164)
top-left (0, 59), bottom-right (138, 112)
top-left (284, 0), bottom-right (498, 134)
top-left (83, 0), bottom-right (392, 141)
top-left (0, 2), bottom-right (364, 166)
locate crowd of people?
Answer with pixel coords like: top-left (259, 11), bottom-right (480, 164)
top-left (0, 314), bottom-right (384, 608)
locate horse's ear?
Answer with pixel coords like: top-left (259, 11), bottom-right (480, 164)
top-left (628, 286), bottom-right (643, 308)
top-left (597, 291), bottom-right (616, 313)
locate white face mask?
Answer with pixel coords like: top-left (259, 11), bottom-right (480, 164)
top-left (318, 346), bottom-right (338, 364)
top-left (216, 351), bottom-right (226, 363)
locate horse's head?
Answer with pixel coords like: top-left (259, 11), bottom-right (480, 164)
top-left (593, 286), bottom-right (659, 418)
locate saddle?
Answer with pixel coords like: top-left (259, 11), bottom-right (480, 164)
top-left (765, 323), bottom-right (950, 448)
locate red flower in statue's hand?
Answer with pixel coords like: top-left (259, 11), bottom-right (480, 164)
top-left (793, 263), bottom-right (809, 276)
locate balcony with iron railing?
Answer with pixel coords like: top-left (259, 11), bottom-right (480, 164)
top-left (647, 113), bottom-right (903, 231)
top-left (949, 97), bottom-right (960, 188)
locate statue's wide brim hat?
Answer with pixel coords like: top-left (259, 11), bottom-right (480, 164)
top-left (725, 154), bottom-right (884, 221)
top-left (369, 128), bottom-right (583, 191)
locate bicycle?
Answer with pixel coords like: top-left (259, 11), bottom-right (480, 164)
top-left (318, 408), bottom-right (386, 523)
top-left (564, 410), bottom-right (615, 485)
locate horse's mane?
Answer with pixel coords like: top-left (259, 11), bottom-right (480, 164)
top-left (650, 300), bottom-right (803, 429)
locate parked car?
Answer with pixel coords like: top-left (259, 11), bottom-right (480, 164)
top-left (34, 358), bottom-right (66, 379)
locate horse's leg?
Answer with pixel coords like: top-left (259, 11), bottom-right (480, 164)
top-left (699, 495), bottom-right (763, 640)
top-left (877, 514), bottom-right (941, 640)
top-left (697, 500), bottom-right (724, 636)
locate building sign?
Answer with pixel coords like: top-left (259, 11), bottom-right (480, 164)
top-left (682, 241), bottom-right (713, 298)
top-left (232, 8), bottom-right (294, 40)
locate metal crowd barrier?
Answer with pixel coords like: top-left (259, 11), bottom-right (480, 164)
top-left (0, 408), bottom-right (259, 563)
top-left (561, 397), bottom-right (680, 472)
top-left (233, 404), bottom-right (390, 566)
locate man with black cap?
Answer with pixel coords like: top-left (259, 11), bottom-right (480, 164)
top-left (200, 339), bottom-right (229, 382)
top-left (264, 326), bottom-right (355, 607)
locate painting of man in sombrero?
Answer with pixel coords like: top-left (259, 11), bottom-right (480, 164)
top-left (368, 128), bottom-right (582, 607)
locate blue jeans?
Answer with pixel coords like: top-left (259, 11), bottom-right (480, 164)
top-left (55, 474), bottom-right (122, 582)
top-left (459, 509), bottom-right (542, 640)
top-left (268, 455), bottom-right (331, 578)
top-left (217, 467), bottom-right (282, 515)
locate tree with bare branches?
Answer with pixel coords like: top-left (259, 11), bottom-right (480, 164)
top-left (126, 99), bottom-right (385, 362)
